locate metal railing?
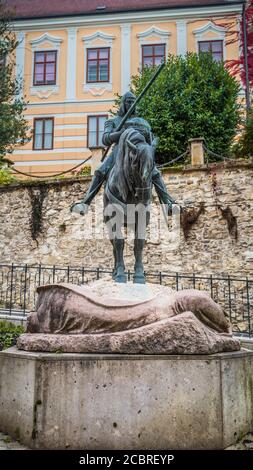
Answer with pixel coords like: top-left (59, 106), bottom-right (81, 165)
top-left (0, 264), bottom-right (252, 337)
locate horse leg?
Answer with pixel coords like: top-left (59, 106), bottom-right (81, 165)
top-left (114, 235), bottom-right (127, 284)
top-left (111, 241), bottom-right (117, 280)
top-left (133, 235), bottom-right (146, 284)
top-left (109, 222), bottom-right (126, 283)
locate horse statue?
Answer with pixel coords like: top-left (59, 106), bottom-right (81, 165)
top-left (104, 118), bottom-right (156, 284)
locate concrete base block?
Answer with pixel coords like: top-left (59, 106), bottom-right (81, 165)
top-left (0, 347), bottom-right (252, 450)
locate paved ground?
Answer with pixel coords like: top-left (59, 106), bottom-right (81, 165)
top-left (0, 430), bottom-right (253, 450)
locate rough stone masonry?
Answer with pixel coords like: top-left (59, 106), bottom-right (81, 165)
top-left (0, 160), bottom-right (252, 277)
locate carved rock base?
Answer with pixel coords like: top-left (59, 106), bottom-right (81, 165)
top-left (17, 279), bottom-right (240, 354)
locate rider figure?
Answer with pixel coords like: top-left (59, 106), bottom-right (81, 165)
top-left (70, 91), bottom-right (176, 215)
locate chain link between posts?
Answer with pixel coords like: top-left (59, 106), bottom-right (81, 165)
top-left (8, 155), bottom-right (92, 179)
top-left (3, 142), bottom-right (244, 180)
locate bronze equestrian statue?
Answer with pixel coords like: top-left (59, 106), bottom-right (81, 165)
top-left (71, 66), bottom-right (178, 283)
top-left (70, 92), bottom-right (176, 218)
top-left (71, 93), bottom-right (177, 284)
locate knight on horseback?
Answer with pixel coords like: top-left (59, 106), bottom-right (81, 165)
top-left (70, 91), bottom-right (176, 216)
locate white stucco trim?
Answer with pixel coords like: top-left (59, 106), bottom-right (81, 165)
top-left (54, 124), bottom-right (87, 130)
top-left (193, 21), bottom-right (227, 60)
top-left (121, 24), bottom-right (131, 94)
top-left (176, 20), bottom-right (187, 56)
top-left (25, 113), bottom-right (87, 119)
top-left (54, 136), bottom-right (85, 142)
top-left (13, 159), bottom-right (90, 166)
top-left (66, 27), bottom-right (77, 101)
top-left (30, 85), bottom-right (60, 99)
top-left (137, 26), bottom-right (170, 41)
top-left (30, 33), bottom-right (63, 48)
top-left (12, 4), bottom-right (244, 31)
top-left (137, 26), bottom-right (171, 69)
top-left (25, 99), bottom-right (115, 108)
top-left (82, 31), bottom-right (115, 95)
top-left (15, 32), bottom-right (25, 98)
top-left (30, 33), bottom-right (63, 99)
top-left (24, 110), bottom-right (113, 120)
top-left (193, 21), bottom-right (227, 39)
top-left (82, 31), bottom-right (115, 44)
top-left (83, 85), bottom-right (113, 96)
top-left (13, 147), bottom-right (89, 155)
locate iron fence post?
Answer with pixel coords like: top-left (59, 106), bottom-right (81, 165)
top-left (228, 275), bottom-right (232, 323)
top-left (176, 272), bottom-right (179, 291)
top-left (38, 264), bottom-right (42, 286)
top-left (210, 274), bottom-right (213, 299)
top-left (246, 277), bottom-right (251, 338)
top-left (9, 263), bottom-right (14, 316)
top-left (23, 264), bottom-right (28, 316)
top-left (193, 273), bottom-right (196, 289)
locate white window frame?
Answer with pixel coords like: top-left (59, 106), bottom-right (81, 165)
top-left (82, 31), bottom-right (115, 96)
top-left (137, 26), bottom-right (171, 71)
top-left (87, 114), bottom-right (108, 149)
top-left (30, 33), bottom-right (62, 99)
top-left (193, 22), bottom-right (226, 61)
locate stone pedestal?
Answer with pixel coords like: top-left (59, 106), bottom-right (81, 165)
top-left (0, 347), bottom-right (252, 450)
top-left (189, 138), bottom-right (205, 166)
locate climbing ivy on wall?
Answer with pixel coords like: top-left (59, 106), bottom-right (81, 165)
top-left (28, 186), bottom-right (48, 242)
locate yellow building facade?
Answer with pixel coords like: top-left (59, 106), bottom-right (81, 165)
top-left (11, 1), bottom-right (244, 176)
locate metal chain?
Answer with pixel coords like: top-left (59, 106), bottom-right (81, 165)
top-left (5, 142), bottom-right (249, 180)
top-left (10, 155), bottom-right (92, 179)
top-left (203, 145), bottom-right (234, 162)
top-left (157, 150), bottom-right (190, 169)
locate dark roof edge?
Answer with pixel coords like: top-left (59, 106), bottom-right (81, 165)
top-left (12, 1), bottom-right (246, 22)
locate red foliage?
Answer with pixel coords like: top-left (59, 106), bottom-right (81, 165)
top-left (225, 1), bottom-right (253, 86)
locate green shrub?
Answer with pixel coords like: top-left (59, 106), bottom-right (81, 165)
top-left (71, 165), bottom-right (91, 177)
top-left (126, 53), bottom-right (241, 164)
top-left (0, 320), bottom-right (25, 350)
top-left (0, 167), bottom-right (17, 184)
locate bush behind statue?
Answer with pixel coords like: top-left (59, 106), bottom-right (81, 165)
top-left (0, 167), bottom-right (17, 184)
top-left (0, 320), bottom-right (25, 350)
top-left (128, 53), bottom-right (241, 164)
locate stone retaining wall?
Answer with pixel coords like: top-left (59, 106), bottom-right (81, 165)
top-left (0, 160), bottom-right (252, 277)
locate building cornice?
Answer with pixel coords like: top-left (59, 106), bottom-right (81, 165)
top-left (12, 4), bottom-right (244, 31)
